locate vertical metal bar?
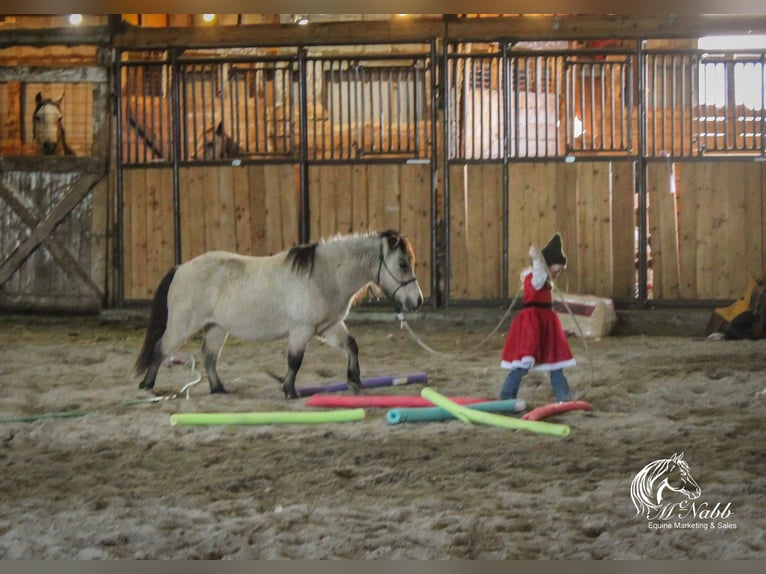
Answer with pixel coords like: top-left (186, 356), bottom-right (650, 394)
top-left (696, 56), bottom-right (703, 155)
top-left (543, 56), bottom-right (549, 157)
top-left (609, 63), bottom-right (616, 150)
top-left (761, 54), bottom-right (766, 156)
top-left (405, 65), bottom-right (412, 154)
top-left (428, 41), bottom-right (439, 306)
top-left (378, 68), bottom-right (385, 152)
top-left (115, 52), bottom-right (126, 306)
top-left (415, 61), bottom-right (422, 156)
top-left (442, 43), bottom-right (452, 306)
top-left (661, 54), bottom-right (667, 154)
top-left (671, 54), bottom-right (677, 155)
top-left (400, 66), bottom-right (404, 153)
top-left (514, 55), bottom-right (521, 156)
top-left (535, 56), bottom-right (541, 156)
top-left (386, 66), bottom-right (393, 154)
top-left (354, 60), bottom-right (364, 156)
top-left (479, 57), bottom-right (485, 159)
top-left (298, 47), bottom-right (310, 243)
top-left (271, 63), bottom-right (279, 156)
top-left (636, 43), bottom-right (648, 304)
top-left (361, 62), bottom-right (368, 156)
top-left (579, 63), bottom-right (586, 151)
top-left (241, 68), bottom-right (249, 155)
top-left (502, 42), bottom-right (510, 299)
top-left (647, 55), bottom-right (661, 156)
top-left (589, 63), bottom-right (596, 150)
top-left (170, 50), bottom-right (183, 265)
top-left (128, 66), bottom-right (136, 163)
top-left (599, 60), bottom-right (606, 150)
top-left (525, 56), bottom-right (532, 157)
top-left (322, 60), bottom-right (329, 159)
top-left (329, 59), bottom-right (336, 160)
top-left (678, 55), bottom-right (691, 157)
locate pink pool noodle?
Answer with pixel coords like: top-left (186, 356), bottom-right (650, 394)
top-left (521, 401), bottom-right (592, 421)
top-left (304, 395), bottom-right (492, 409)
top-left (295, 373), bottom-right (427, 397)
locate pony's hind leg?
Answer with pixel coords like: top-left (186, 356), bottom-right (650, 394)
top-left (202, 325), bottom-right (229, 393)
top-left (282, 328), bottom-right (313, 399)
top-left (320, 322), bottom-right (362, 395)
top-left (138, 349), bottom-right (163, 392)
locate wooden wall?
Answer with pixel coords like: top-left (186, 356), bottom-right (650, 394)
top-left (309, 163), bottom-right (432, 298)
top-left (449, 161), bottom-right (635, 301)
top-left (648, 161), bottom-right (766, 300)
top-left (122, 164), bottom-right (299, 300)
top-left (123, 162), bottom-right (432, 302)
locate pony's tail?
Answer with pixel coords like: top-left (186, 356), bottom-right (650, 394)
top-left (135, 266), bottom-right (177, 375)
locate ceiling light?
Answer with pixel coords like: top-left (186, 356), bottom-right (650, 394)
top-left (69, 14), bottom-right (82, 26)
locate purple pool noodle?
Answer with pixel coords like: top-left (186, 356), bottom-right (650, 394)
top-left (296, 372), bottom-right (428, 397)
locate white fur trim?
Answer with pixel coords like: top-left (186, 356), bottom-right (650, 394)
top-left (501, 358), bottom-right (576, 371)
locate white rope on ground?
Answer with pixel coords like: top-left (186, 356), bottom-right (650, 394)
top-left (0, 354), bottom-right (203, 424)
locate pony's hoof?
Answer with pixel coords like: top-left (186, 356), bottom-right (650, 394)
top-left (348, 382), bottom-right (362, 395)
top-left (210, 386), bottom-right (228, 394)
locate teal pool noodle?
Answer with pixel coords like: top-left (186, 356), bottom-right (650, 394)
top-left (386, 399), bottom-right (526, 425)
top-left (170, 408), bottom-right (365, 426)
top-left (420, 388), bottom-right (570, 437)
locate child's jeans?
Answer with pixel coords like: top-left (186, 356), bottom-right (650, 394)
top-left (500, 367), bottom-right (573, 402)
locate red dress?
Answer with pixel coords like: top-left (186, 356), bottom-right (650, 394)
top-left (501, 271), bottom-right (576, 371)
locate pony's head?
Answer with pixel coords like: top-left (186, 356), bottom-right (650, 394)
top-left (199, 121), bottom-right (241, 159)
top-left (33, 92), bottom-right (72, 156)
top-left (631, 452), bottom-right (702, 519)
top-left (376, 230), bottom-right (423, 313)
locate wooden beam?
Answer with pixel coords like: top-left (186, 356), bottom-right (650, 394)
top-left (0, 157), bottom-right (104, 174)
top-left (110, 15), bottom-right (766, 50)
top-left (0, 66), bottom-right (108, 83)
top-left (446, 14), bottom-right (766, 41)
top-left (0, 26), bottom-right (110, 48)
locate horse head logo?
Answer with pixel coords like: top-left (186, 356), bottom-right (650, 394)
top-left (631, 452), bottom-right (702, 520)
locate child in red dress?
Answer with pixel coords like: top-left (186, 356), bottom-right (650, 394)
top-left (500, 233), bottom-right (576, 402)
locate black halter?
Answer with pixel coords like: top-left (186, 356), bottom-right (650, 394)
top-left (376, 239), bottom-right (418, 309)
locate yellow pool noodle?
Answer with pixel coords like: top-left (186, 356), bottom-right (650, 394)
top-left (170, 408), bottom-right (365, 426)
top-left (420, 388), bottom-right (570, 437)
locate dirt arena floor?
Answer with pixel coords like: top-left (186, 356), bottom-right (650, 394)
top-left (0, 309), bottom-right (764, 559)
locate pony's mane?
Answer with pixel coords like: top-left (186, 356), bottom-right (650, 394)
top-left (285, 230), bottom-right (413, 277)
top-left (286, 243), bottom-right (318, 276)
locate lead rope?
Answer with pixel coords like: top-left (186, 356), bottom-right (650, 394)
top-left (399, 264), bottom-right (596, 390)
top-left (397, 284), bottom-right (523, 359)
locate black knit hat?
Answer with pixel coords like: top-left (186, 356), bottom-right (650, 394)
top-left (542, 232), bottom-right (567, 267)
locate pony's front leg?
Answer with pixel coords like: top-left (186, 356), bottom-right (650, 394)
top-left (282, 329), bottom-right (313, 399)
top-left (320, 322), bottom-right (362, 395)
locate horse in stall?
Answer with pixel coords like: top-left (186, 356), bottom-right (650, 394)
top-left (33, 92), bottom-right (76, 156)
top-left (135, 230), bottom-right (424, 399)
top-left (198, 121), bottom-right (242, 159)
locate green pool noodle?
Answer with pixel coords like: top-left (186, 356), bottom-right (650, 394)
top-left (169, 408), bottom-right (365, 426)
top-left (386, 399), bottom-right (526, 424)
top-left (420, 388), bottom-right (570, 437)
